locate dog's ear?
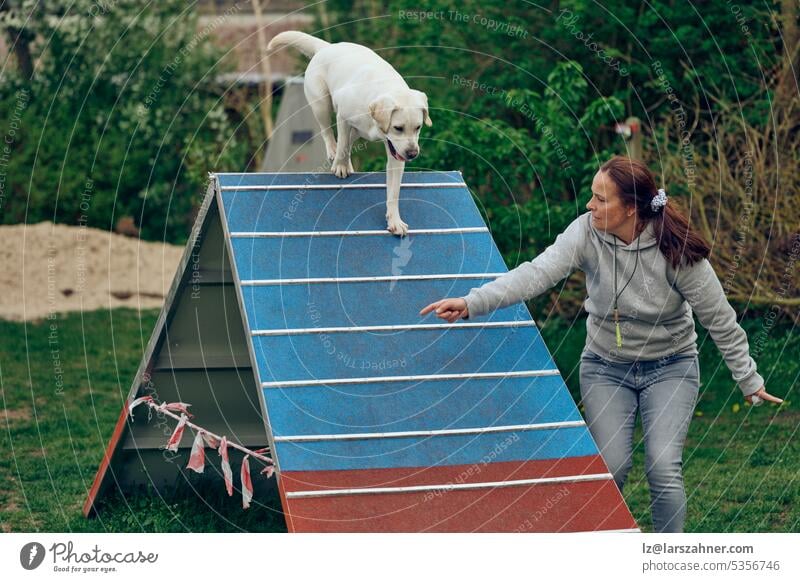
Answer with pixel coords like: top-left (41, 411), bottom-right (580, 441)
top-left (412, 90), bottom-right (432, 127)
top-left (369, 95), bottom-right (397, 133)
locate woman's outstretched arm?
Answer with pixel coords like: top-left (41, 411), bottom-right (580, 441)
top-left (420, 214), bottom-right (588, 321)
top-left (460, 215), bottom-right (588, 319)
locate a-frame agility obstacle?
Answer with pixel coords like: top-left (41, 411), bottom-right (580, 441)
top-left (84, 170), bottom-right (639, 532)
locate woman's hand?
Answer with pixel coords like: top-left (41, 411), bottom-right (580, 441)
top-left (745, 386), bottom-right (783, 407)
top-left (419, 298), bottom-right (469, 323)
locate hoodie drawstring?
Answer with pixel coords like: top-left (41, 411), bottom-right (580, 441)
top-left (612, 233), bottom-right (642, 348)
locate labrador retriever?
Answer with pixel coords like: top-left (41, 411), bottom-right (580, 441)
top-left (268, 31), bottom-right (432, 236)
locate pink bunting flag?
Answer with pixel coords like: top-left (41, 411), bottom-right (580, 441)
top-left (165, 413), bottom-right (188, 452)
top-left (241, 455), bottom-right (254, 509)
top-left (202, 433), bottom-right (219, 449)
top-left (128, 395), bottom-right (153, 419)
top-left (252, 447), bottom-right (275, 478)
top-left (218, 436), bottom-right (233, 496)
top-left (186, 431), bottom-right (206, 473)
top-left (156, 401), bottom-right (194, 419)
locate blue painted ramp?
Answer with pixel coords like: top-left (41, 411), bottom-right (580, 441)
top-left (215, 170), bottom-right (638, 532)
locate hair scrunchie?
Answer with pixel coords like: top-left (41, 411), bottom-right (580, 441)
top-left (651, 188), bottom-right (668, 212)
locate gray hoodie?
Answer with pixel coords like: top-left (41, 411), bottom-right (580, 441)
top-left (462, 212), bottom-right (764, 397)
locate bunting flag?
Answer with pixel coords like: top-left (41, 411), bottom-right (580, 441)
top-left (166, 413), bottom-right (188, 452)
top-left (202, 432), bottom-right (220, 449)
top-left (186, 431), bottom-right (207, 474)
top-left (186, 431), bottom-right (223, 474)
top-left (128, 395), bottom-right (153, 419)
top-left (241, 455), bottom-right (254, 509)
top-left (156, 401), bottom-right (194, 418)
top-left (218, 436), bottom-right (234, 496)
top-left (253, 447), bottom-right (275, 479)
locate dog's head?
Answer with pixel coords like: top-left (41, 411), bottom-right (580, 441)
top-left (369, 90), bottom-right (432, 162)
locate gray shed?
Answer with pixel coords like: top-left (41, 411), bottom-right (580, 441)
top-left (261, 76), bottom-right (328, 172)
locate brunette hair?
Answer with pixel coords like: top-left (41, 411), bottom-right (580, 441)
top-left (600, 156), bottom-right (710, 269)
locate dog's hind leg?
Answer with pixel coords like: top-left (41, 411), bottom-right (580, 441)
top-left (331, 114), bottom-right (353, 178)
top-left (384, 145), bottom-right (408, 236)
top-left (304, 76), bottom-right (337, 163)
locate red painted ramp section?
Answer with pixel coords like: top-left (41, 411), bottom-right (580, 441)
top-left (280, 456), bottom-right (637, 532)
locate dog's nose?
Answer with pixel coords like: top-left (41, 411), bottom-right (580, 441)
top-left (405, 150), bottom-right (418, 160)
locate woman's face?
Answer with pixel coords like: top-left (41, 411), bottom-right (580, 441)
top-left (586, 170), bottom-right (633, 233)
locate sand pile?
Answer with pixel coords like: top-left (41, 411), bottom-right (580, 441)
top-left (0, 222), bottom-right (183, 321)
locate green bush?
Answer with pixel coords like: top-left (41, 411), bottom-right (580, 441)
top-left (0, 0), bottom-right (246, 243)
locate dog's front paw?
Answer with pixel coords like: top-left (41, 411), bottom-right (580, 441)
top-left (386, 215), bottom-right (409, 237)
top-left (331, 160), bottom-right (352, 179)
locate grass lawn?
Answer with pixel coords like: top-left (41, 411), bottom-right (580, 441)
top-left (1, 308), bottom-right (797, 532)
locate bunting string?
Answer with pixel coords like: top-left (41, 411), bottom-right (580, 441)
top-left (128, 395), bottom-right (275, 509)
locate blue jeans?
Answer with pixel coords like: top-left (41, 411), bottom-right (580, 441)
top-left (579, 349), bottom-right (700, 533)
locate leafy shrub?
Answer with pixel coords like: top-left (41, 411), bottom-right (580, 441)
top-left (0, 0), bottom-right (247, 243)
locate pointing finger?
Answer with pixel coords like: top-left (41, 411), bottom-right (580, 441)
top-left (761, 392), bottom-right (784, 404)
top-left (419, 300), bottom-right (442, 316)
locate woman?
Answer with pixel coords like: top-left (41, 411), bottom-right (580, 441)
top-left (419, 156), bottom-right (782, 533)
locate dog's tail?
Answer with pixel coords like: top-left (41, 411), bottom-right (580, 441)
top-left (268, 31), bottom-right (330, 58)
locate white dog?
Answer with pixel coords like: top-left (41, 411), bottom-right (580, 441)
top-left (268, 31), bottom-right (432, 236)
